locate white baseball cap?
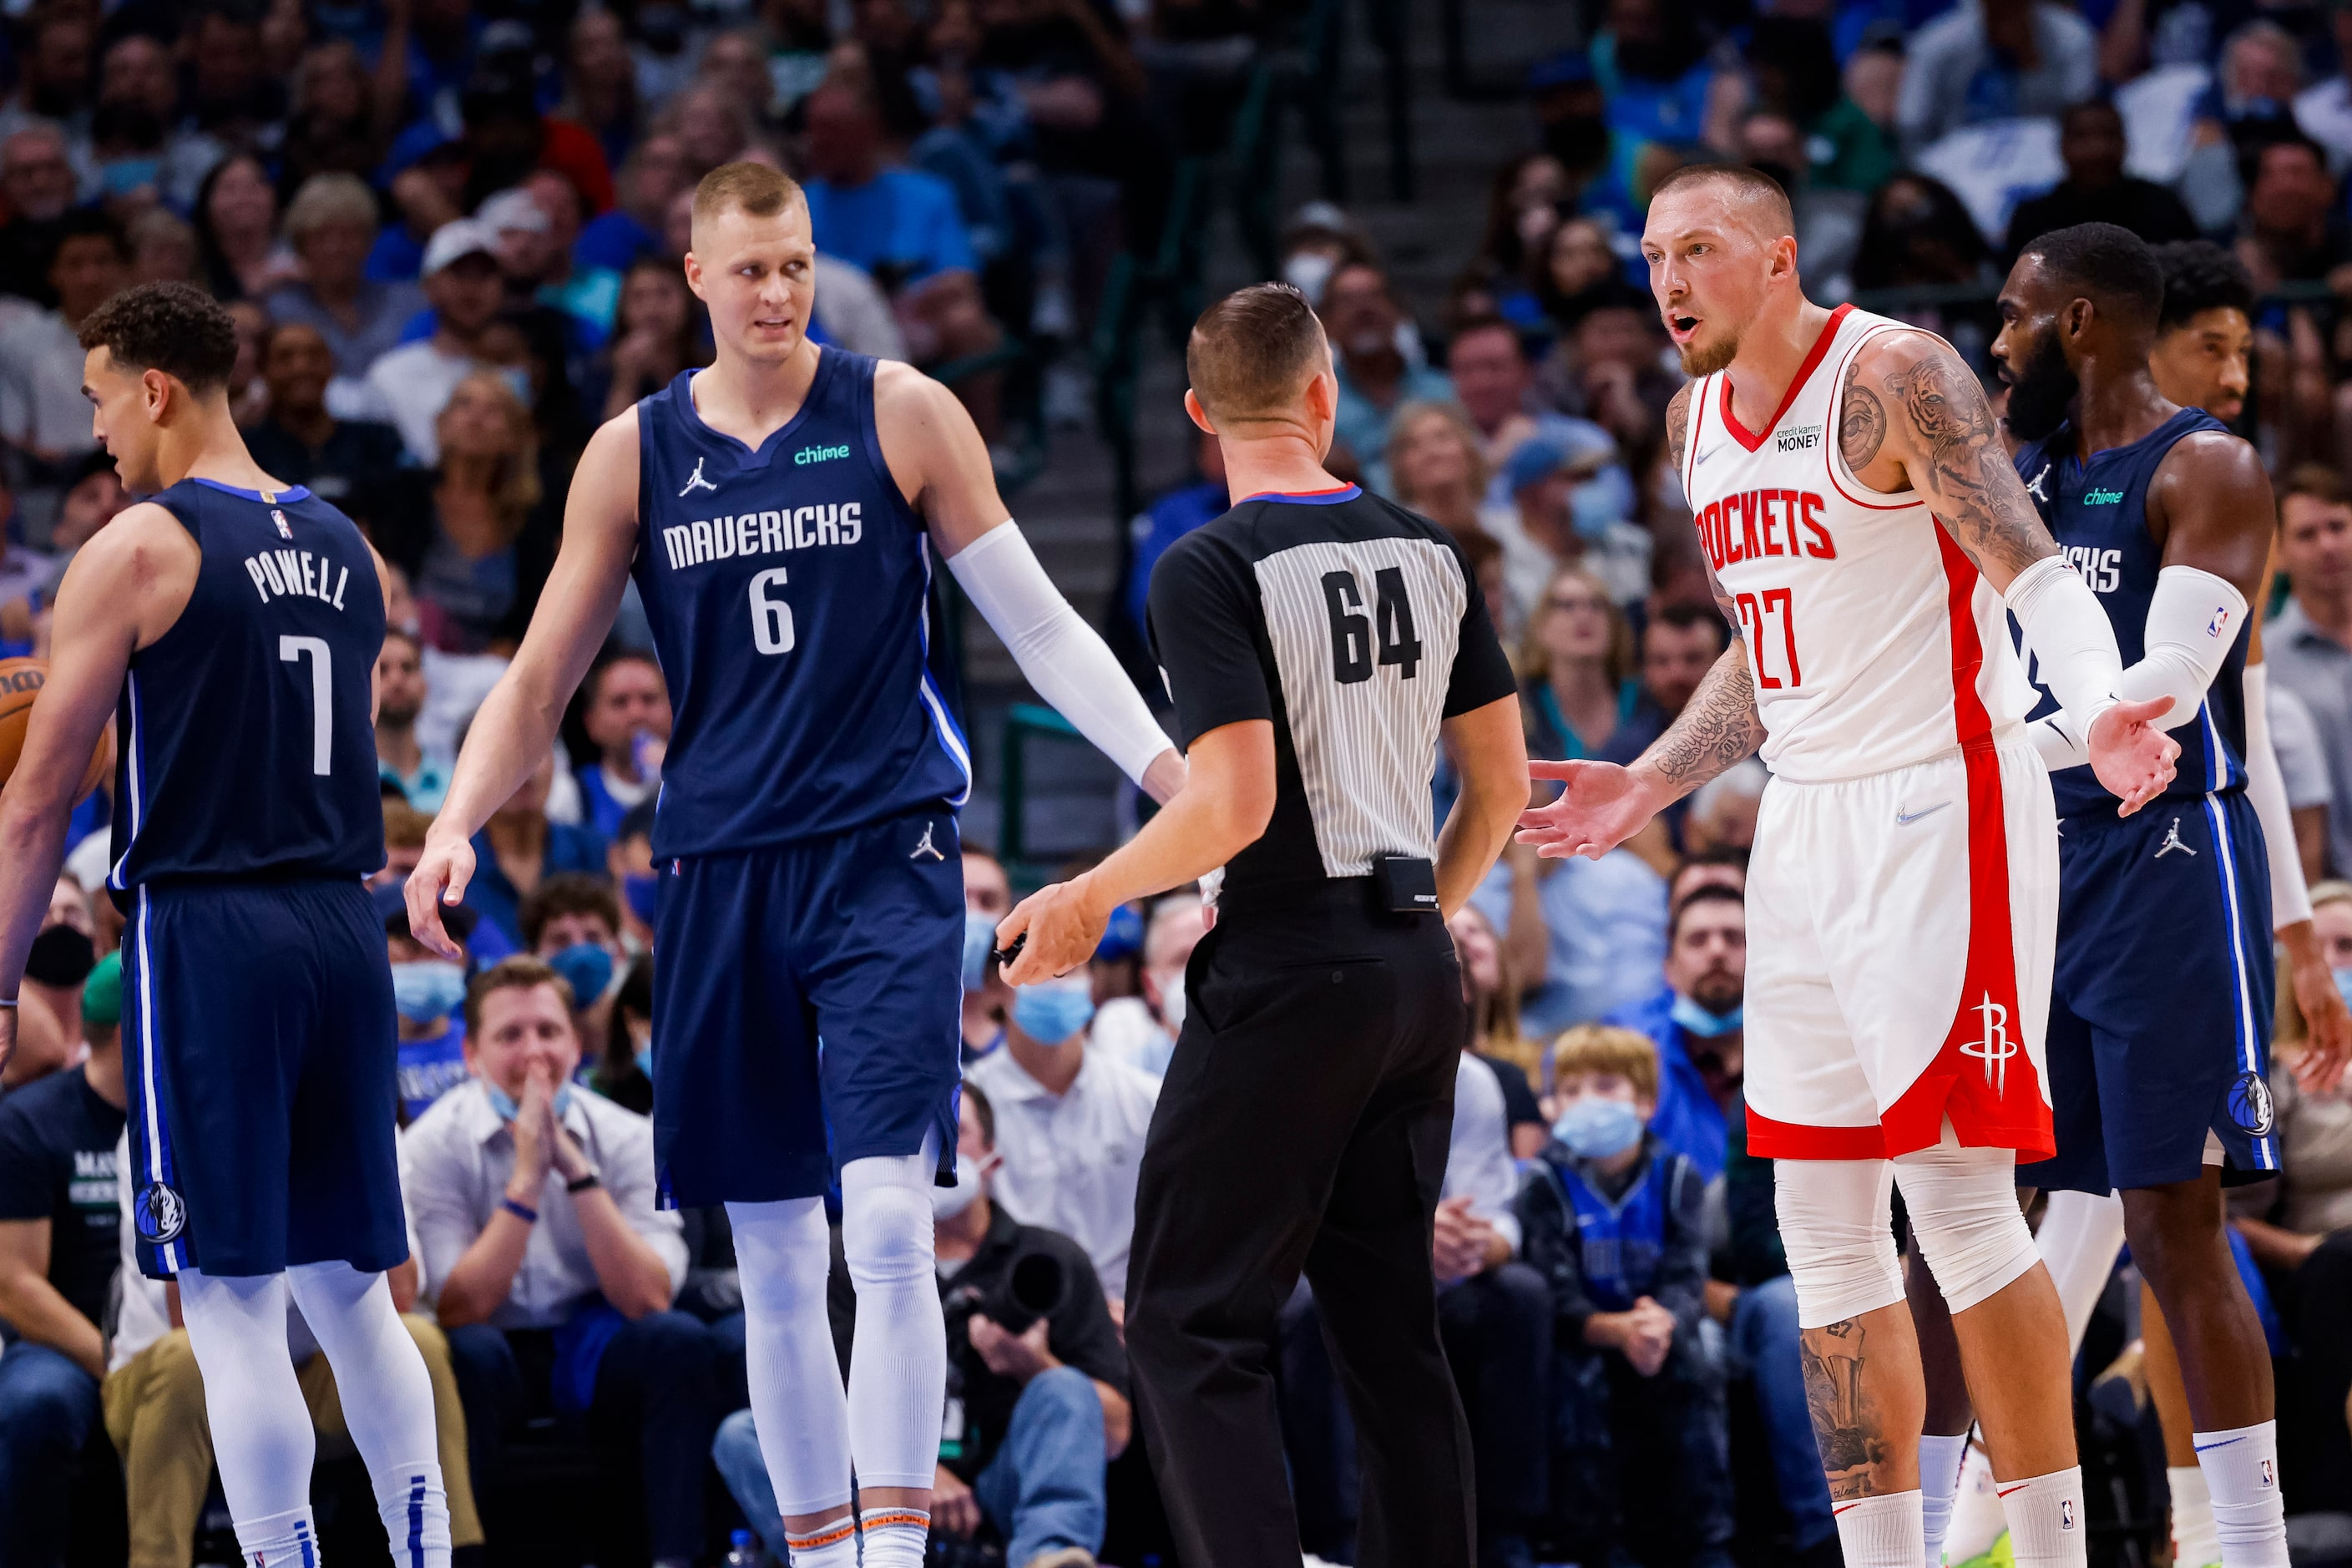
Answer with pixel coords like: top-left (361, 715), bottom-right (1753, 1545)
top-left (420, 218), bottom-right (498, 277)
top-left (476, 187), bottom-right (550, 237)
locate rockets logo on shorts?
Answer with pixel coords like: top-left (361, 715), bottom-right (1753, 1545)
top-left (134, 1181), bottom-right (187, 1243)
top-left (1964, 994), bottom-right (2016, 1095)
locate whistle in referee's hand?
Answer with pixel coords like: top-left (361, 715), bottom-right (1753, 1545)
top-left (992, 932), bottom-right (1027, 967)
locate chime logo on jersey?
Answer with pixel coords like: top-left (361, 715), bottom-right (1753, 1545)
top-left (1964, 995), bottom-right (2016, 1095)
top-left (1691, 488), bottom-right (1839, 572)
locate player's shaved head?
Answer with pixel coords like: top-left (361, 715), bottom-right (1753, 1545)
top-left (2019, 221), bottom-right (2164, 333)
top-left (1188, 283), bottom-right (1329, 423)
top-left (690, 160), bottom-right (806, 234)
top-left (1648, 163), bottom-right (1796, 246)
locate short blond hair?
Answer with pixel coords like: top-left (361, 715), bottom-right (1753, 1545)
top-left (691, 161), bottom-right (805, 228)
top-left (1547, 1024), bottom-right (1660, 1102)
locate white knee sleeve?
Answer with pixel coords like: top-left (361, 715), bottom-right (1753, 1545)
top-left (727, 1196), bottom-right (854, 1515)
top-left (1895, 1136), bottom-right (2039, 1315)
top-left (1773, 1158), bottom-right (1904, 1328)
top-left (839, 1146), bottom-right (948, 1493)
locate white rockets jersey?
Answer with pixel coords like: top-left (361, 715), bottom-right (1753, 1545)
top-left (1678, 304), bottom-right (2041, 782)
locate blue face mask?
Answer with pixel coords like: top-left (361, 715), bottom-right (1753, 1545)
top-left (498, 367), bottom-right (535, 405)
top-left (1569, 466), bottom-right (1635, 540)
top-left (1671, 994), bottom-right (1743, 1038)
top-left (485, 1080), bottom-right (574, 1120)
top-left (623, 873), bottom-right (660, 926)
top-left (635, 1045), bottom-right (653, 1077)
top-left (547, 943), bottom-right (615, 1005)
top-left (392, 959), bottom-right (467, 1023)
top-left (101, 157), bottom-right (159, 195)
top-left (1554, 1095), bottom-right (1646, 1160)
top-left (2336, 969), bottom-right (2352, 1012)
top-left (963, 912), bottom-right (999, 992)
top-left (1012, 979), bottom-right (1095, 1045)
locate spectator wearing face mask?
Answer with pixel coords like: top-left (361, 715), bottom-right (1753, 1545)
top-left (387, 903), bottom-right (478, 1125)
top-left (462, 751), bottom-right (608, 958)
top-left (1089, 892), bottom-right (1206, 1081)
top-left (1520, 1024), bottom-right (1732, 1567)
top-left (607, 801), bottom-right (660, 953)
top-left (574, 654), bottom-right (671, 838)
top-left (1601, 883), bottom-right (1747, 1181)
top-left (1486, 433), bottom-right (1648, 623)
top-left (712, 1085), bottom-right (1130, 1568)
top-left (965, 959), bottom-right (1161, 1313)
top-left (404, 958), bottom-right (716, 1564)
top-left (3, 879), bottom-right (99, 1092)
top-left (376, 627), bottom-right (451, 812)
top-left (590, 952), bottom-right (655, 1115)
top-left (521, 874), bottom-right (626, 1052)
top-left (963, 844), bottom-right (1016, 1060)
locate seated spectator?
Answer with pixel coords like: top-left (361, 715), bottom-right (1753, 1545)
top-left (2003, 100), bottom-right (2198, 260)
top-left (1123, 429), bottom-right (1228, 637)
top-left (193, 153), bottom-right (299, 303)
top-left (0, 124), bottom-right (80, 306)
top-left (966, 966), bottom-right (1161, 1309)
top-left (1596, 603), bottom-right (1727, 766)
top-left (713, 1085), bottom-right (1131, 1568)
top-left (407, 958), bottom-right (717, 1562)
top-left (5, 881), bottom-right (99, 1090)
top-left (560, 9), bottom-right (642, 175)
top-left (1687, 758), bottom-right (1767, 856)
top-left (2234, 134), bottom-right (2352, 296)
top-left (362, 220), bottom-right (508, 466)
top-left (1520, 564), bottom-right (1638, 763)
top-left (1601, 883), bottom-right (1748, 1180)
top-left (1448, 316), bottom-right (1621, 493)
top-left (180, 1), bottom-right (284, 153)
top-left (1476, 833), bottom-right (1668, 1039)
top-left (1097, 891), bottom-right (1206, 1083)
top-left (520, 169), bottom-right (624, 334)
top-left (377, 370), bottom-right (557, 654)
top-left (1487, 434), bottom-right (1650, 618)
top-left (963, 843), bottom-right (1015, 1059)
top-left (462, 751), bottom-right (609, 956)
top-left (1539, 300), bottom-right (1683, 474)
top-left (278, 39), bottom-right (382, 196)
top-left (83, 30), bottom-right (217, 213)
top-left (589, 952), bottom-right (655, 1114)
top-left (2266, 465), bottom-right (2352, 879)
top-left (575, 652), bottom-right (671, 837)
top-left (579, 133), bottom-right (695, 274)
top-left (600, 255), bottom-right (714, 420)
top-left (264, 175), bottom-right (427, 401)
top-left (1322, 261), bottom-right (1454, 494)
top-left (443, 63), bottom-right (615, 217)
top-left (519, 873), bottom-right (626, 1048)
top-left (608, 801), bottom-right (659, 951)
top-left (375, 627), bottom-right (453, 811)
top-left (1387, 400), bottom-right (1510, 556)
top-left (0, 210), bottom-right (126, 467)
top-left (0, 10), bottom-right (93, 163)
top-left (0, 953), bottom-right (128, 1562)
top-left (125, 206), bottom-right (195, 287)
top-left (1518, 1024), bottom-right (1732, 1568)
top-left (1849, 175), bottom-right (1999, 358)
top-left (377, 799), bottom-right (432, 892)
top-left (247, 322), bottom-right (409, 529)
top-left (1897, 0), bottom-right (2098, 154)
top-left (390, 901), bottom-right (478, 1123)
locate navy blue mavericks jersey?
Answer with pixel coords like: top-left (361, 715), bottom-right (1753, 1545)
top-left (108, 479), bottom-right (387, 896)
top-left (629, 350), bottom-right (970, 858)
top-left (2011, 408), bottom-right (2250, 820)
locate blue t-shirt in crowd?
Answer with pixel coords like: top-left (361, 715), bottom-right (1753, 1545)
top-left (367, 225), bottom-right (427, 283)
top-left (463, 821), bottom-right (609, 953)
top-left (576, 209), bottom-right (661, 274)
top-left (1602, 984), bottom-right (1729, 1181)
top-left (1125, 480), bottom-right (1227, 633)
top-left (397, 1019), bottom-right (469, 1123)
top-left (1471, 852), bottom-right (1667, 1039)
top-left (802, 167), bottom-right (978, 286)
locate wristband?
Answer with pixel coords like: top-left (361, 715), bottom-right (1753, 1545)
top-left (0, 997), bottom-right (16, 1009)
top-left (499, 1196), bottom-right (539, 1224)
top-left (565, 1171), bottom-right (601, 1195)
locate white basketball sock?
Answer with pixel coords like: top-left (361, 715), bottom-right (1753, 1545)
top-left (177, 1270), bottom-right (317, 1529)
top-left (781, 1514), bottom-right (857, 1567)
top-left (285, 1262), bottom-right (450, 1568)
top-left (857, 1506), bottom-right (931, 1568)
top-left (1833, 1490), bottom-right (1925, 1568)
top-left (1998, 1466), bottom-right (2087, 1568)
top-left (2034, 1190), bottom-right (2127, 1354)
top-left (839, 1148), bottom-right (948, 1492)
top-left (1921, 1432), bottom-right (1971, 1565)
top-left (2170, 1464), bottom-right (2221, 1568)
top-left (727, 1197), bottom-right (854, 1515)
top-left (1948, 1444), bottom-right (2009, 1565)
top-left (235, 1505), bottom-right (323, 1568)
top-left (2193, 1422), bottom-right (2289, 1568)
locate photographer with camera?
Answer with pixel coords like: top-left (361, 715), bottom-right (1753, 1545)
top-left (712, 1085), bottom-right (1131, 1568)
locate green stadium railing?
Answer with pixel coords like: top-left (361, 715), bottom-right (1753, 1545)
top-left (998, 701), bottom-right (1088, 883)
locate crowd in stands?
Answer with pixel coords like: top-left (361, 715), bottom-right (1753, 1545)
top-left (8, 0), bottom-right (2352, 1561)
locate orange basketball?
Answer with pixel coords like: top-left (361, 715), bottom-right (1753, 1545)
top-left (0, 658), bottom-right (114, 800)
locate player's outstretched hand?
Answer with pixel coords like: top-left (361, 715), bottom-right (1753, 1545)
top-left (997, 877), bottom-right (1105, 986)
top-left (1515, 761), bottom-right (1667, 861)
top-left (2287, 922), bottom-right (2352, 1095)
top-left (404, 832), bottom-right (478, 960)
top-left (2086, 696), bottom-right (2179, 817)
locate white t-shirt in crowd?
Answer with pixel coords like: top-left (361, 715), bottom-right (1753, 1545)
top-left (360, 339), bottom-right (483, 466)
top-left (966, 1044), bottom-right (1160, 1302)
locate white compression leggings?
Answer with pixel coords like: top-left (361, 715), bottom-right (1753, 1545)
top-left (177, 1264), bottom-right (450, 1565)
top-left (727, 1144), bottom-right (948, 1515)
top-left (1774, 1133), bottom-right (2042, 1328)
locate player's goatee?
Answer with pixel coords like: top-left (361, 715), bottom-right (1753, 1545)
top-left (1678, 331), bottom-right (1739, 377)
top-left (2003, 332), bottom-right (2078, 443)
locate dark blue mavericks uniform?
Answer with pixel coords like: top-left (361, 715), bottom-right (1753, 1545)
top-left (109, 478), bottom-right (399, 1280)
top-left (630, 350), bottom-right (968, 1205)
top-left (2011, 410), bottom-right (2279, 1194)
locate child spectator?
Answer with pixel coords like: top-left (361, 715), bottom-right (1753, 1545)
top-left (1518, 1024), bottom-right (1732, 1568)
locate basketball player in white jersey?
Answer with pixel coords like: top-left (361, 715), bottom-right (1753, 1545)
top-left (1517, 164), bottom-right (2178, 1568)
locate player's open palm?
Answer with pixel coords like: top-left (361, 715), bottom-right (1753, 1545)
top-left (2086, 696), bottom-right (2179, 817)
top-left (404, 833), bottom-right (478, 960)
top-left (1516, 761), bottom-right (1662, 861)
top-left (2291, 949), bottom-right (2352, 1095)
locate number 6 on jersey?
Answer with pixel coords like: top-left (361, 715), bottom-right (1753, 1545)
top-left (750, 567), bottom-right (795, 655)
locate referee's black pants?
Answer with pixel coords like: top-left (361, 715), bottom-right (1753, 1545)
top-left (1126, 878), bottom-right (1477, 1568)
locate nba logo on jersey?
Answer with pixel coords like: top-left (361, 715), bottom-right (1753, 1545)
top-left (271, 508), bottom-right (291, 539)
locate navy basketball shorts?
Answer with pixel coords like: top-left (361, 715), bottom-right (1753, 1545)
top-left (650, 805), bottom-right (964, 1206)
top-left (2018, 790), bottom-right (2280, 1196)
top-left (122, 877), bottom-right (407, 1281)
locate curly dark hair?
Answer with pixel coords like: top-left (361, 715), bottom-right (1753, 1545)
top-left (77, 281), bottom-right (238, 392)
top-left (2152, 240), bottom-right (2257, 333)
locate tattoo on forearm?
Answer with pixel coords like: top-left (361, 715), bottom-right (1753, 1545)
top-left (1883, 346), bottom-right (2052, 579)
top-left (1801, 1318), bottom-right (1889, 1500)
top-left (1665, 384), bottom-right (1692, 475)
top-left (1646, 644), bottom-right (1762, 789)
top-left (1839, 368), bottom-right (1886, 471)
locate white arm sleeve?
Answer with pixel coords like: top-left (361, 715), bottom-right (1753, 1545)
top-left (2243, 660), bottom-right (2314, 929)
top-left (2111, 564), bottom-right (2248, 732)
top-left (947, 521), bottom-right (1176, 787)
top-left (2004, 554), bottom-right (2123, 732)
top-left (2026, 713), bottom-right (2089, 772)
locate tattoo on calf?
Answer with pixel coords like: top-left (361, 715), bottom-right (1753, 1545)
top-left (1801, 1318), bottom-right (1889, 1500)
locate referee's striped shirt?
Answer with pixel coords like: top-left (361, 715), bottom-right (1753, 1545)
top-left (1146, 482), bottom-right (1517, 893)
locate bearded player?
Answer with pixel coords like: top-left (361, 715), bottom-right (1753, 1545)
top-left (1517, 165), bottom-right (2177, 1568)
top-left (406, 163), bottom-right (1180, 1568)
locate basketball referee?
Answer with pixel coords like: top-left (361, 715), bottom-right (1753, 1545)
top-left (999, 283), bottom-right (1528, 1568)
